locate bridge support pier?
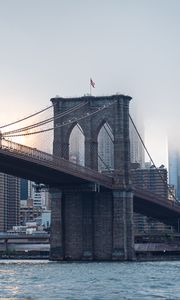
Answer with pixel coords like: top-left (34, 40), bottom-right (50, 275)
top-left (50, 186), bottom-right (135, 261)
top-left (50, 188), bottom-right (64, 261)
top-left (82, 192), bottom-right (94, 260)
top-left (112, 191), bottom-right (127, 260)
top-left (112, 190), bottom-right (134, 260)
top-left (125, 191), bottom-right (135, 260)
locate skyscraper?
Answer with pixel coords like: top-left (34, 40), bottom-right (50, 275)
top-left (98, 123), bottom-right (114, 171)
top-left (168, 141), bottom-right (180, 201)
top-left (0, 173), bottom-right (5, 231)
top-left (20, 178), bottom-right (29, 201)
top-left (0, 173), bottom-right (20, 231)
top-left (129, 104), bottom-right (145, 167)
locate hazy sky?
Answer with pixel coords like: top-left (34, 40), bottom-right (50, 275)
top-left (0, 0), bottom-right (180, 167)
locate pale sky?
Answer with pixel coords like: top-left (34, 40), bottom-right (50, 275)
top-left (0, 0), bottom-right (180, 167)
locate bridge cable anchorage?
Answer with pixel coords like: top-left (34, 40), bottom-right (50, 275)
top-left (2, 102), bottom-right (88, 136)
top-left (3, 101), bottom-right (117, 138)
top-left (0, 104), bottom-right (53, 130)
top-left (129, 113), bottom-right (178, 202)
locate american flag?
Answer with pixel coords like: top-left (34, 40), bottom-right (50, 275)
top-left (90, 78), bottom-right (95, 88)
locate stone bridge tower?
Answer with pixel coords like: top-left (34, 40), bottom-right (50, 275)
top-left (50, 94), bottom-right (134, 261)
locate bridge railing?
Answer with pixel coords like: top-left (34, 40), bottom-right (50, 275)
top-left (0, 138), bottom-right (113, 187)
top-left (1, 138), bottom-right (52, 161)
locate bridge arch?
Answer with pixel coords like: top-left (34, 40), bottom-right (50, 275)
top-left (52, 95), bottom-right (131, 177)
top-left (69, 123), bottom-right (85, 166)
top-left (95, 119), bottom-right (114, 141)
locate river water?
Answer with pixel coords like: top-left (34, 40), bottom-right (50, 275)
top-left (0, 260), bottom-right (180, 299)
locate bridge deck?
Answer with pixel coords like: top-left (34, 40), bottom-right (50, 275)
top-left (1, 138), bottom-right (180, 227)
top-left (0, 139), bottom-right (113, 189)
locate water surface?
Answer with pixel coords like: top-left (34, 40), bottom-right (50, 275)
top-left (0, 260), bottom-right (180, 299)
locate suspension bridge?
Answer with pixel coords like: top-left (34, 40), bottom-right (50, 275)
top-left (0, 94), bottom-right (180, 261)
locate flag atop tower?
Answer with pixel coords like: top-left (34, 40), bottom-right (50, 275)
top-left (90, 78), bottom-right (95, 88)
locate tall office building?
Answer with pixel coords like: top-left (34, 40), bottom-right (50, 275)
top-left (168, 141), bottom-right (180, 201)
top-left (129, 105), bottom-right (145, 167)
top-left (20, 179), bottom-right (49, 209)
top-left (0, 173), bottom-right (20, 231)
top-left (20, 178), bottom-right (30, 201)
top-left (0, 173), bottom-right (5, 231)
top-left (98, 123), bottom-right (114, 171)
top-left (30, 182), bottom-right (50, 209)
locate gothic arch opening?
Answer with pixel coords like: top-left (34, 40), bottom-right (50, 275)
top-left (69, 124), bottom-right (85, 166)
top-left (98, 122), bottom-right (114, 172)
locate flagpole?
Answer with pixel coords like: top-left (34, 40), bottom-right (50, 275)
top-left (90, 78), bottom-right (95, 96)
top-left (90, 79), bottom-right (91, 96)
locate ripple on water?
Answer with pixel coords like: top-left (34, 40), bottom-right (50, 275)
top-left (0, 261), bottom-right (180, 299)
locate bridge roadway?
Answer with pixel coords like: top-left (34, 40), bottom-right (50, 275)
top-left (0, 138), bottom-right (180, 229)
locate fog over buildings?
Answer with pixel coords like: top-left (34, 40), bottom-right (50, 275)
top-left (168, 136), bottom-right (180, 200)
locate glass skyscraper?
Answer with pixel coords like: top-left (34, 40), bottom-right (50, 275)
top-left (168, 142), bottom-right (180, 201)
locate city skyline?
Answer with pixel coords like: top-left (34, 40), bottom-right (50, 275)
top-left (0, 0), bottom-right (180, 167)
top-left (1, 2), bottom-right (180, 296)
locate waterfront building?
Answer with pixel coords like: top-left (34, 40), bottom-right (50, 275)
top-left (132, 164), bottom-right (169, 233)
top-left (20, 181), bottom-right (50, 226)
top-left (36, 210), bottom-right (51, 228)
top-left (41, 210), bottom-right (51, 228)
top-left (131, 164), bottom-right (168, 198)
top-left (30, 182), bottom-right (49, 209)
top-left (20, 199), bottom-right (42, 226)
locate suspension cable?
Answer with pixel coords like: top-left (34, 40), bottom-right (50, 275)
top-left (3, 102), bottom-right (88, 135)
top-left (103, 124), bottom-right (114, 143)
top-left (3, 105), bottom-right (94, 137)
top-left (129, 114), bottom-right (177, 202)
top-left (98, 153), bottom-right (112, 171)
top-left (3, 101), bottom-right (117, 138)
top-left (0, 105), bottom-right (53, 129)
top-left (96, 123), bottom-right (114, 170)
top-left (3, 101), bottom-right (116, 172)
top-left (106, 122), bottom-right (113, 134)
